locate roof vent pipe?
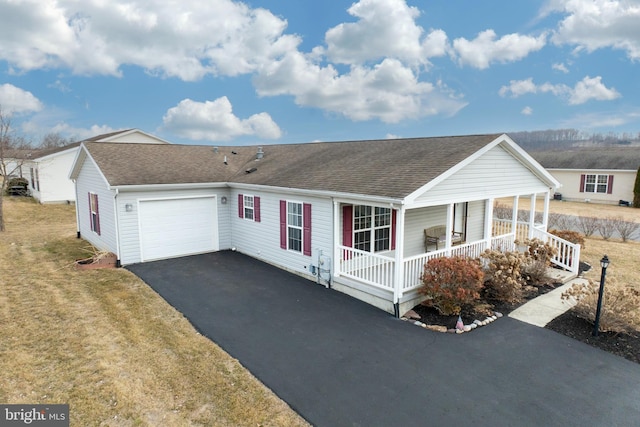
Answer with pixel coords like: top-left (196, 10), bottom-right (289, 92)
top-left (256, 147), bottom-right (264, 160)
top-left (224, 155), bottom-right (228, 165)
top-left (213, 146), bottom-right (218, 153)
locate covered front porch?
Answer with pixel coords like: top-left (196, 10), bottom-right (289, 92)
top-left (332, 194), bottom-right (581, 316)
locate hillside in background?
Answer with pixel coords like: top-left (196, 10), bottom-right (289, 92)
top-left (509, 129), bottom-right (640, 152)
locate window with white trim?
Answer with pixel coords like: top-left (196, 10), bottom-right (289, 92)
top-left (287, 201), bottom-right (303, 252)
top-left (585, 174), bottom-right (609, 193)
top-left (243, 195), bottom-right (254, 220)
top-left (354, 205), bottom-right (391, 252)
top-left (89, 193), bottom-right (100, 234)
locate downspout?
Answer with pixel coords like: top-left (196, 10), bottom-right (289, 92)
top-left (113, 188), bottom-right (122, 267)
top-left (392, 205), bottom-right (406, 318)
top-left (73, 179), bottom-right (80, 239)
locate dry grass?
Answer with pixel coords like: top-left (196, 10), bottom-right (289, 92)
top-left (0, 198), bottom-right (308, 427)
top-left (497, 197), bottom-right (640, 222)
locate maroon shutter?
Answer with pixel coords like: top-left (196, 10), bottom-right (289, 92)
top-left (94, 194), bottom-right (101, 235)
top-left (254, 197), bottom-right (261, 222)
top-left (280, 200), bottom-right (287, 249)
top-left (342, 206), bottom-right (353, 247)
top-left (607, 175), bottom-right (614, 194)
top-left (391, 209), bottom-right (397, 250)
top-left (579, 174), bottom-right (586, 192)
top-left (238, 194), bottom-right (244, 218)
top-left (303, 203), bottom-right (312, 256)
top-left (88, 193), bottom-right (92, 231)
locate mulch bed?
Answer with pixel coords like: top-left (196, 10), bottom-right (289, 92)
top-left (546, 312), bottom-right (640, 365)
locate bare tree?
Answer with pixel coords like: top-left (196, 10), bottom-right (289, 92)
top-left (40, 132), bottom-right (71, 149)
top-left (597, 217), bottom-right (620, 240)
top-left (0, 108), bottom-right (30, 231)
top-left (614, 220), bottom-right (640, 242)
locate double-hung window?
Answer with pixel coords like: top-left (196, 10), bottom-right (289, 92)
top-left (582, 174), bottom-right (611, 194)
top-left (89, 193), bottom-right (100, 235)
top-left (279, 200), bottom-right (312, 256)
top-left (353, 205), bottom-right (391, 252)
top-left (243, 195), bottom-right (255, 220)
top-left (287, 202), bottom-right (303, 252)
top-left (238, 194), bottom-right (260, 222)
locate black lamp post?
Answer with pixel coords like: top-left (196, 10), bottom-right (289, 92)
top-left (592, 255), bottom-right (610, 337)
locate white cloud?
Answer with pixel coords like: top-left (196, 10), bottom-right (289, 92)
top-left (568, 75), bottom-right (620, 104)
top-left (0, 0), bottom-right (300, 80)
top-left (499, 75), bottom-right (620, 105)
top-left (254, 55), bottom-right (467, 123)
top-left (548, 0), bottom-right (640, 60)
top-left (0, 84), bottom-right (43, 115)
top-left (322, 0), bottom-right (448, 66)
top-left (162, 97), bottom-right (282, 141)
top-left (521, 106), bottom-right (533, 115)
top-left (452, 29), bottom-right (547, 69)
top-left (552, 62), bottom-right (569, 73)
top-left (385, 133), bottom-right (401, 139)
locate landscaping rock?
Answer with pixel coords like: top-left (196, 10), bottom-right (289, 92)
top-left (404, 309), bottom-right (421, 320)
top-left (463, 325), bottom-right (472, 332)
top-left (495, 312), bottom-right (503, 318)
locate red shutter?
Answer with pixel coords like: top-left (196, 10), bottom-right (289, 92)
top-left (94, 194), bottom-right (101, 235)
top-left (391, 209), bottom-right (397, 250)
top-left (342, 206), bottom-right (353, 247)
top-left (280, 200), bottom-right (287, 249)
top-left (238, 194), bottom-right (244, 218)
top-left (254, 196), bottom-right (261, 222)
top-left (607, 175), bottom-right (614, 194)
top-left (579, 174), bottom-right (586, 192)
top-left (88, 193), bottom-right (92, 231)
top-left (303, 203), bottom-right (312, 256)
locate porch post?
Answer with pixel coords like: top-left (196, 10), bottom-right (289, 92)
top-left (484, 198), bottom-right (494, 250)
top-left (445, 203), bottom-right (454, 256)
top-left (332, 200), bottom-right (340, 282)
top-left (542, 191), bottom-right (550, 232)
top-left (511, 195), bottom-right (519, 240)
top-left (528, 193), bottom-right (536, 239)
top-left (392, 205), bottom-right (406, 317)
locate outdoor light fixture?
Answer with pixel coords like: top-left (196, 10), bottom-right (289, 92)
top-left (221, 196), bottom-right (227, 204)
top-left (592, 254), bottom-right (610, 337)
top-left (125, 203), bottom-right (133, 212)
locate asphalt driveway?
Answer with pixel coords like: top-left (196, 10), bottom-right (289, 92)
top-left (128, 251), bottom-right (640, 426)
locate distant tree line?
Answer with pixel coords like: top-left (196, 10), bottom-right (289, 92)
top-left (510, 129), bottom-right (640, 151)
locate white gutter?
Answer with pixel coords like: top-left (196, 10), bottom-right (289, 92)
top-left (110, 182), bottom-right (229, 192)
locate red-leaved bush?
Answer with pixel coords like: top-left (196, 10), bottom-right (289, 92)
top-left (419, 256), bottom-right (484, 316)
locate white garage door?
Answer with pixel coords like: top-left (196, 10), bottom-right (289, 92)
top-left (139, 197), bottom-right (218, 261)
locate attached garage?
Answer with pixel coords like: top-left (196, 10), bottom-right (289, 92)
top-left (139, 196), bottom-right (219, 261)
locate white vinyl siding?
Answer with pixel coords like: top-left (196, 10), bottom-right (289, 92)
top-left (75, 158), bottom-right (117, 254)
top-left (414, 145), bottom-right (550, 206)
top-left (402, 205), bottom-right (447, 257)
top-left (230, 190), bottom-right (333, 278)
top-left (31, 148), bottom-right (78, 203)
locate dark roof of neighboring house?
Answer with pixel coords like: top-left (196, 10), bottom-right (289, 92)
top-left (3, 148), bottom-right (39, 160)
top-left (82, 134), bottom-right (503, 198)
top-left (82, 129), bottom-right (133, 142)
top-left (532, 147), bottom-right (640, 170)
top-left (33, 142), bottom-right (82, 159)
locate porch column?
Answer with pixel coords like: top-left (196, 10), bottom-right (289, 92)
top-left (392, 205), bottom-right (406, 317)
top-left (528, 193), bottom-right (536, 239)
top-left (332, 200), bottom-right (340, 282)
top-left (511, 195), bottom-right (519, 240)
top-left (445, 203), bottom-right (454, 256)
top-left (483, 198), bottom-right (494, 250)
top-left (542, 191), bottom-right (550, 232)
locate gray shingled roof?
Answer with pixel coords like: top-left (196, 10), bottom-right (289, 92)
top-left (533, 147), bottom-right (640, 170)
top-left (82, 129), bottom-right (133, 142)
top-left (83, 134), bottom-right (503, 198)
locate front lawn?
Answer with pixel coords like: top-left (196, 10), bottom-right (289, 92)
top-left (0, 198), bottom-right (308, 426)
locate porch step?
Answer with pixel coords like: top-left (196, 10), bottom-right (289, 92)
top-left (509, 277), bottom-right (587, 327)
top-left (546, 267), bottom-right (577, 285)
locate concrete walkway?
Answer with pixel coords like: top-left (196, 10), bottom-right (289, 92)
top-left (127, 252), bottom-right (640, 427)
top-left (509, 277), bottom-right (586, 327)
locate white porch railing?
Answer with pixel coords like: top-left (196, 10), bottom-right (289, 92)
top-left (337, 228), bottom-right (579, 296)
top-left (338, 246), bottom-right (395, 291)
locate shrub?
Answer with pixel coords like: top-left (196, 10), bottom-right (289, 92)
top-left (562, 278), bottom-right (640, 335)
top-left (549, 214), bottom-right (575, 232)
top-left (597, 216), bottom-right (621, 240)
top-left (548, 229), bottom-right (585, 248)
top-left (575, 216), bottom-right (600, 237)
top-left (419, 256), bottom-right (484, 316)
top-left (614, 220), bottom-right (639, 242)
top-left (522, 238), bottom-right (557, 264)
top-left (480, 249), bottom-right (526, 303)
top-left (493, 203), bottom-right (512, 220)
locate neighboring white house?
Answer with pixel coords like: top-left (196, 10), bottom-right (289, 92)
top-left (69, 134), bottom-right (580, 316)
top-left (532, 147), bottom-right (640, 205)
top-left (27, 129), bottom-right (171, 204)
top-left (1, 148), bottom-right (33, 179)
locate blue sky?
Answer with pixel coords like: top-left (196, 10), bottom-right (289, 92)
top-left (1, 0), bottom-right (639, 145)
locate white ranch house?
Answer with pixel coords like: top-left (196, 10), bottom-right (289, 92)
top-left (70, 134), bottom-right (581, 316)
